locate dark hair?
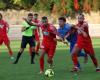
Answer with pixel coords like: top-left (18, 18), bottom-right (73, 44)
top-left (34, 13), bottom-right (38, 16)
top-left (42, 16), bottom-right (47, 20)
top-left (28, 13), bottom-right (33, 16)
top-left (0, 13), bottom-right (3, 18)
top-left (58, 17), bottom-right (66, 22)
top-left (78, 13), bottom-right (84, 18)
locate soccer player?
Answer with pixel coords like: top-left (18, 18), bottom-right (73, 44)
top-left (29, 13), bottom-right (40, 55)
top-left (0, 13), bottom-right (14, 60)
top-left (57, 17), bottom-right (87, 70)
top-left (39, 16), bottom-right (59, 74)
top-left (71, 13), bottom-right (100, 72)
top-left (13, 13), bottom-right (37, 64)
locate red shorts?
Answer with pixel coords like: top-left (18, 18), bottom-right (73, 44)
top-left (76, 41), bottom-right (94, 55)
top-left (0, 34), bottom-right (10, 45)
top-left (41, 42), bottom-right (56, 58)
top-left (35, 30), bottom-right (40, 41)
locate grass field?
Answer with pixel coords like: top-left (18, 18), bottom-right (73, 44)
top-left (0, 38), bottom-right (100, 80)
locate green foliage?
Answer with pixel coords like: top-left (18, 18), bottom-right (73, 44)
top-left (0, 0), bottom-right (6, 9)
top-left (0, 0), bottom-right (100, 17)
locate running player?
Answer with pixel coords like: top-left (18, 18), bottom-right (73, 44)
top-left (0, 13), bottom-right (14, 60)
top-left (71, 13), bottom-right (100, 72)
top-left (39, 16), bottom-right (59, 74)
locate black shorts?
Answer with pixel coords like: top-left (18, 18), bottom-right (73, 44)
top-left (21, 36), bottom-right (35, 48)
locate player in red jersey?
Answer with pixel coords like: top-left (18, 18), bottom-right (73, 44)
top-left (39, 16), bottom-right (60, 74)
top-left (71, 14), bottom-right (100, 72)
top-left (29, 13), bottom-right (40, 55)
top-left (0, 13), bottom-right (14, 60)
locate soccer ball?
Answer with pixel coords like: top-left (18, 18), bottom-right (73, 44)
top-left (44, 69), bottom-right (54, 77)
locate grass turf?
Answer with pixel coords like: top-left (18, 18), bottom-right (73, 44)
top-left (0, 38), bottom-right (100, 80)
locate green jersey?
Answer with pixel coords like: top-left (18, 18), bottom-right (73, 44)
top-left (22, 21), bottom-right (36, 36)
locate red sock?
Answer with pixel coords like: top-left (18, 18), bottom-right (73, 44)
top-left (40, 57), bottom-right (44, 71)
top-left (91, 57), bottom-right (98, 67)
top-left (9, 49), bottom-right (13, 56)
top-left (72, 53), bottom-right (78, 67)
top-left (29, 47), bottom-right (32, 56)
top-left (35, 43), bottom-right (40, 53)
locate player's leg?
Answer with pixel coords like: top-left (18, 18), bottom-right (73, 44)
top-left (70, 43), bottom-right (81, 69)
top-left (78, 50), bottom-right (88, 64)
top-left (13, 48), bottom-right (24, 64)
top-left (29, 36), bottom-right (36, 64)
top-left (29, 35), bottom-right (35, 56)
top-left (71, 44), bottom-right (81, 72)
top-left (84, 46), bottom-right (100, 72)
top-left (47, 46), bottom-right (56, 68)
top-left (39, 48), bottom-right (46, 73)
top-left (35, 32), bottom-right (40, 55)
top-left (13, 36), bottom-right (27, 64)
top-left (4, 35), bottom-right (14, 58)
top-left (35, 40), bottom-right (40, 55)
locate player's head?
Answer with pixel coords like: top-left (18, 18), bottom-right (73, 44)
top-left (58, 17), bottom-right (66, 27)
top-left (0, 13), bottom-right (3, 20)
top-left (41, 16), bottom-right (48, 25)
top-left (33, 13), bottom-right (38, 20)
top-left (78, 13), bottom-right (84, 23)
top-left (27, 13), bottom-right (33, 21)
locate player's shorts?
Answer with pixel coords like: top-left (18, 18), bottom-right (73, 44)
top-left (0, 34), bottom-right (10, 45)
top-left (41, 42), bottom-right (56, 59)
top-left (35, 30), bottom-right (40, 41)
top-left (21, 36), bottom-right (35, 48)
top-left (76, 41), bottom-right (94, 55)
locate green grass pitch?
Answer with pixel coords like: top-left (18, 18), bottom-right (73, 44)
top-left (0, 38), bottom-right (100, 80)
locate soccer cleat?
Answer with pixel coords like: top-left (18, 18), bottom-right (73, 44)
top-left (39, 71), bottom-right (44, 74)
top-left (31, 61), bottom-right (35, 64)
top-left (96, 68), bottom-right (100, 72)
top-left (70, 67), bottom-right (79, 72)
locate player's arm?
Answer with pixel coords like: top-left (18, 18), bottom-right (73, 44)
top-left (64, 25), bottom-right (76, 39)
top-left (75, 23), bottom-right (88, 37)
top-left (54, 38), bottom-right (69, 45)
top-left (24, 18), bottom-right (37, 26)
top-left (50, 25), bottom-right (61, 37)
top-left (5, 21), bottom-right (9, 33)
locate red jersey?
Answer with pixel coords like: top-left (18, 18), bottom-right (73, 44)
top-left (76, 21), bottom-right (91, 43)
top-left (41, 23), bottom-right (57, 45)
top-left (0, 20), bottom-right (9, 35)
top-left (32, 19), bottom-right (41, 41)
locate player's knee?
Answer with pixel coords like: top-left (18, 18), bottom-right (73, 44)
top-left (20, 48), bottom-right (24, 53)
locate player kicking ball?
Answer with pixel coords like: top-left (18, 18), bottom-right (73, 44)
top-left (71, 13), bottom-right (100, 72)
top-left (13, 13), bottom-right (37, 64)
top-left (39, 16), bottom-right (60, 74)
top-left (0, 13), bottom-right (14, 60)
